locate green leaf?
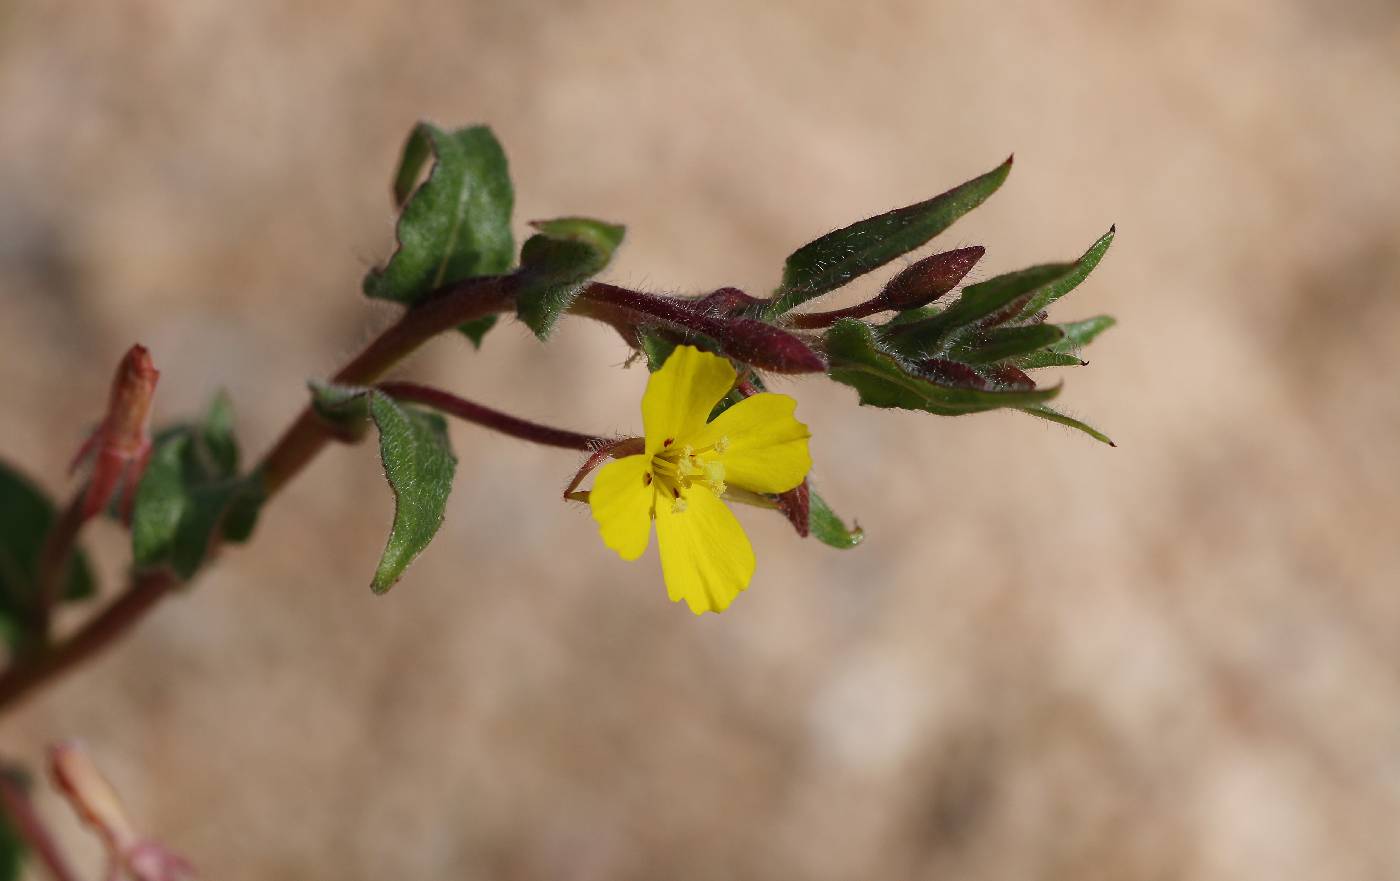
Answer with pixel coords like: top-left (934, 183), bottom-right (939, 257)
top-left (312, 385), bottom-right (458, 593)
top-left (363, 123), bottom-right (515, 305)
top-left (826, 319), bottom-right (1058, 416)
top-left (1047, 315), bottom-right (1116, 353)
top-left (515, 217), bottom-right (626, 339)
top-left (0, 802), bottom-right (22, 881)
top-left (1015, 227), bottom-right (1114, 320)
top-left (1020, 405), bottom-right (1116, 446)
top-left (809, 489), bottom-right (863, 549)
top-left (366, 395), bottom-right (456, 593)
top-left (948, 324), bottom-right (1065, 365)
top-left (1015, 350), bottom-right (1085, 369)
top-left (0, 462), bottom-right (96, 650)
top-left (130, 395), bottom-right (263, 579)
top-left (457, 315), bottom-right (498, 349)
top-left (768, 156), bottom-right (1012, 316)
top-left (636, 327), bottom-right (680, 372)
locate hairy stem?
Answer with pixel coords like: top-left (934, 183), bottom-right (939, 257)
top-left (0, 273), bottom-right (779, 716)
top-left (377, 382), bottom-right (606, 451)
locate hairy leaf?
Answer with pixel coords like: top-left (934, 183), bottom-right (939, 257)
top-left (809, 489), bottom-right (863, 549)
top-left (312, 384), bottom-right (458, 592)
top-left (768, 156), bottom-right (1011, 316)
top-left (1020, 405), bottom-right (1116, 446)
top-left (363, 123), bottom-right (515, 306)
top-left (1048, 315), bottom-right (1116, 353)
top-left (1015, 227), bottom-right (1114, 319)
top-left (949, 324), bottom-right (1065, 365)
top-left (366, 395), bottom-right (457, 593)
top-left (827, 320), bottom-right (1058, 416)
top-left (516, 217), bottom-right (626, 339)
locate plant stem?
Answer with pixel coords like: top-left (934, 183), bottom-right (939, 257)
top-left (0, 768), bottom-right (82, 881)
top-left (0, 275), bottom-right (762, 717)
top-left (32, 495), bottom-right (87, 644)
top-left (376, 382), bottom-right (606, 451)
top-left (0, 572), bottom-right (175, 717)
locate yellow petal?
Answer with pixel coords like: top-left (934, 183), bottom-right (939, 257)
top-left (691, 393), bottom-right (812, 494)
top-left (589, 454), bottom-right (654, 560)
top-left (641, 346), bottom-right (736, 453)
top-left (655, 485), bottom-right (756, 614)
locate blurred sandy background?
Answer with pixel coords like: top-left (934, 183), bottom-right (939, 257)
top-left (2, 1), bottom-right (1398, 878)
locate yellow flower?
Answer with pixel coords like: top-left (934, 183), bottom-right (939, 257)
top-left (590, 346), bottom-right (812, 614)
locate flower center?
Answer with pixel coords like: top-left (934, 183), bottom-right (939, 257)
top-left (648, 436), bottom-right (729, 514)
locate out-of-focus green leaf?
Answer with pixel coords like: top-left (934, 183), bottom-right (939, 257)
top-left (809, 489), bottom-right (863, 549)
top-left (1015, 227), bottom-right (1114, 319)
top-left (0, 800), bottom-right (22, 881)
top-left (948, 324), bottom-right (1065, 365)
top-left (457, 315), bottom-right (498, 349)
top-left (130, 395), bottom-right (262, 580)
top-left (1020, 405), bottom-right (1116, 446)
top-left (827, 319), bottom-right (1058, 416)
top-left (363, 123), bottom-right (515, 306)
top-left (516, 217), bottom-right (626, 339)
top-left (767, 157), bottom-right (1012, 316)
top-left (0, 462), bottom-right (95, 650)
top-left (312, 385), bottom-right (458, 593)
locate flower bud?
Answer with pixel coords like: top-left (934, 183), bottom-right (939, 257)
top-left (881, 246), bottom-right (984, 310)
top-left (713, 318), bottom-right (827, 374)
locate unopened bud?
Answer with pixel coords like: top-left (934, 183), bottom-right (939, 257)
top-left (694, 287), bottom-right (761, 316)
top-left (70, 345), bottom-right (160, 522)
top-left (713, 318), bottom-right (827, 374)
top-left (916, 358), bottom-right (989, 390)
top-left (881, 246), bottom-right (984, 310)
top-left (776, 479), bottom-right (811, 537)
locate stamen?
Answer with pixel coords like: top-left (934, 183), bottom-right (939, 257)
top-left (671, 497), bottom-right (688, 513)
top-left (642, 472), bottom-right (652, 486)
top-left (714, 436), bottom-right (730, 454)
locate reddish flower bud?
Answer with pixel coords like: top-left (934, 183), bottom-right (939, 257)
top-left (712, 318), bottom-right (827, 374)
top-left (776, 479), bottom-right (811, 537)
top-left (916, 358), bottom-right (989, 390)
top-left (881, 246), bottom-right (984, 310)
top-left (984, 364), bottom-right (1037, 390)
top-left (694, 286), bottom-right (761, 316)
top-left (70, 345), bottom-right (160, 522)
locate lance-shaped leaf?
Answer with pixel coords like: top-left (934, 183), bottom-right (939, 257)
top-left (1015, 351), bottom-right (1085, 369)
top-left (312, 385), bottom-right (457, 593)
top-left (827, 319), bottom-right (1058, 416)
top-left (131, 396), bottom-right (264, 579)
top-left (767, 157), bottom-right (1011, 316)
top-left (948, 324), bottom-right (1066, 365)
top-left (1020, 405), bottom-right (1116, 447)
top-left (1047, 315), bottom-right (1116, 353)
top-left (516, 217), bottom-right (626, 339)
top-left (809, 488), bottom-right (863, 549)
top-left (0, 462), bottom-right (96, 650)
top-left (363, 123), bottom-right (515, 308)
top-left (1014, 227), bottom-right (1114, 320)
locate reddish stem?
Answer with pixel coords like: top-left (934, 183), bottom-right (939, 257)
top-left (376, 382), bottom-right (606, 451)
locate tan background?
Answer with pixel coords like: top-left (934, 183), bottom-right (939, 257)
top-left (3, 1), bottom-right (1399, 878)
